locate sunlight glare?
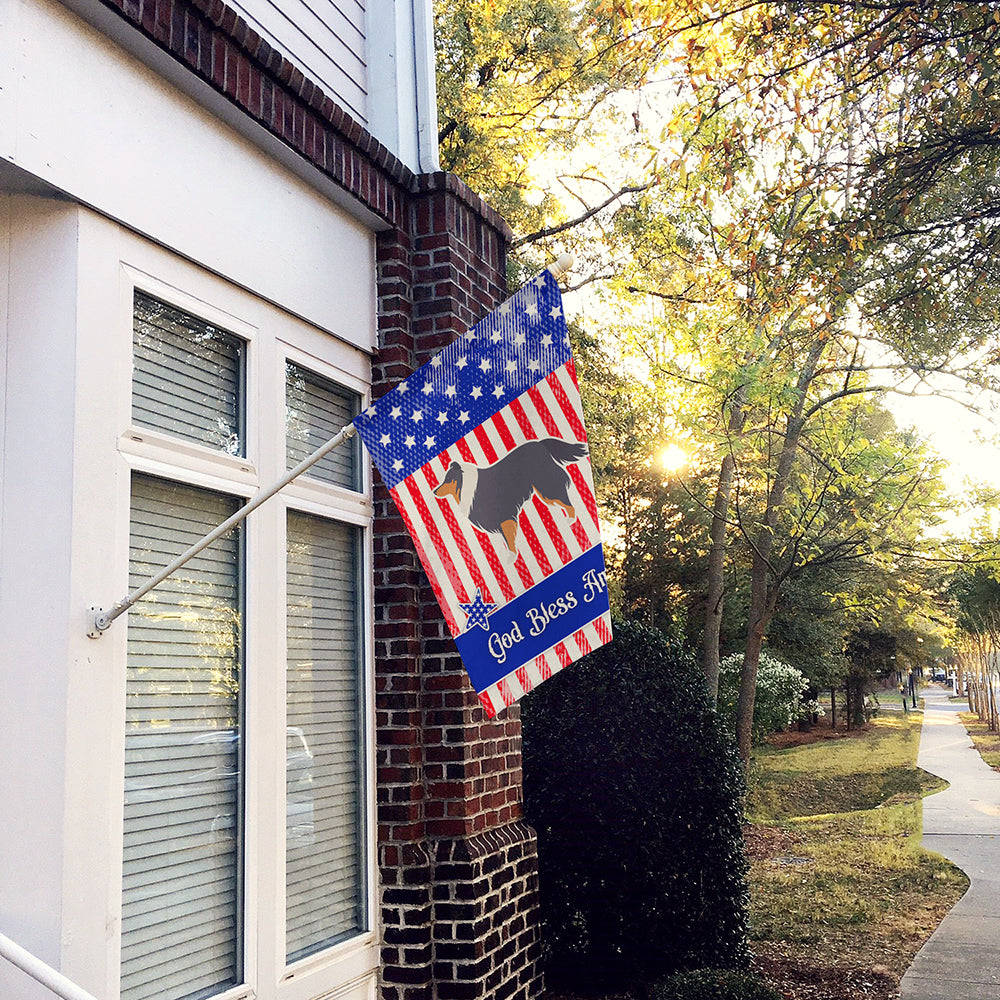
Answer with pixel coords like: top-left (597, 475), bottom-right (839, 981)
top-left (658, 443), bottom-right (689, 472)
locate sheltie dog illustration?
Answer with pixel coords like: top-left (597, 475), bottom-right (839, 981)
top-left (433, 438), bottom-right (587, 556)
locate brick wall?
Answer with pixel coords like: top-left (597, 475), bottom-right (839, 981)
top-left (373, 181), bottom-right (542, 1000)
top-left (92, 0), bottom-right (545, 994)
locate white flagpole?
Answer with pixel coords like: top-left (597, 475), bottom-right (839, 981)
top-left (87, 255), bottom-right (575, 637)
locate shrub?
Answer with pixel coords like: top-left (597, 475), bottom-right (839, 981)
top-left (718, 651), bottom-right (808, 743)
top-left (652, 969), bottom-right (784, 1000)
top-left (522, 619), bottom-right (750, 988)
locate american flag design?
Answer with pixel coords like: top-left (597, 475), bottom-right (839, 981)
top-left (354, 271), bottom-right (612, 717)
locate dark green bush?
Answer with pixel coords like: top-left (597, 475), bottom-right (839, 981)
top-left (522, 619), bottom-right (750, 988)
top-left (652, 969), bottom-right (783, 1000)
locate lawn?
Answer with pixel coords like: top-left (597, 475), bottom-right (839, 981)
top-left (958, 711), bottom-right (1000, 771)
top-left (746, 712), bottom-right (969, 999)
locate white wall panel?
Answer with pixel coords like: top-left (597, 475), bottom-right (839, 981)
top-left (0, 197), bottom-right (78, 1000)
top-left (0, 0), bottom-right (377, 353)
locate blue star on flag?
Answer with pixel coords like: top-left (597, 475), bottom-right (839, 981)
top-left (459, 589), bottom-right (496, 631)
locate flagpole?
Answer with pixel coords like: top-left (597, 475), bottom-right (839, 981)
top-left (88, 255), bottom-right (575, 638)
top-left (547, 253), bottom-right (574, 280)
top-left (88, 423), bottom-right (357, 636)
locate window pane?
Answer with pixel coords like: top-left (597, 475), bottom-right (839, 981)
top-left (122, 474), bottom-right (244, 1000)
top-left (286, 362), bottom-right (361, 490)
top-left (286, 511), bottom-right (366, 962)
top-left (133, 291), bottom-right (245, 456)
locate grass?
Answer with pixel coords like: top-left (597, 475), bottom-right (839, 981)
top-left (958, 712), bottom-right (1000, 771)
top-left (747, 713), bottom-right (968, 990)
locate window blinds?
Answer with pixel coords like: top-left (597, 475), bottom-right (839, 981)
top-left (133, 291), bottom-right (244, 456)
top-left (122, 474), bottom-right (244, 1000)
top-left (285, 362), bottom-right (361, 490)
top-left (285, 511), bottom-right (366, 962)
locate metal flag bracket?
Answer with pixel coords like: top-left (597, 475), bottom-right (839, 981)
top-left (87, 423), bottom-right (357, 637)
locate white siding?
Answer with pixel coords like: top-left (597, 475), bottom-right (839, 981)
top-left (231, 0), bottom-right (368, 125)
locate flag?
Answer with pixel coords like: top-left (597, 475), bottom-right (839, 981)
top-left (354, 271), bottom-right (612, 717)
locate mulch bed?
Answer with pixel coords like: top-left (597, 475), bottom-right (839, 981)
top-left (766, 714), bottom-right (874, 750)
top-left (743, 823), bottom-right (803, 862)
top-left (753, 951), bottom-right (898, 1000)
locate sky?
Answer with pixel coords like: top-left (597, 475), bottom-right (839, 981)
top-left (888, 390), bottom-right (1000, 536)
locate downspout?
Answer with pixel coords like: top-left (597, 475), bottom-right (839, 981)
top-left (410, 0), bottom-right (440, 172)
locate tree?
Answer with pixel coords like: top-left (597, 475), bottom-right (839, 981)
top-left (434, 0), bottom-right (1000, 766)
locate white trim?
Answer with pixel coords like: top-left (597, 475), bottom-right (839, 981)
top-left (117, 429), bottom-right (259, 487)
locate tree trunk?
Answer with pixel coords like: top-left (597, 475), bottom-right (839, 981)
top-left (703, 451), bottom-right (737, 706)
top-left (735, 403), bottom-right (813, 768)
top-left (702, 396), bottom-right (746, 708)
top-left (736, 551), bottom-right (780, 766)
top-left (734, 340), bottom-right (824, 771)
top-left (830, 688), bottom-right (836, 729)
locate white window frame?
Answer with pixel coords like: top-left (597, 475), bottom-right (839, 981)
top-left (112, 251), bottom-right (378, 1000)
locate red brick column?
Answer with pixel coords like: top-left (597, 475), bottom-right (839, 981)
top-left (373, 176), bottom-right (543, 1000)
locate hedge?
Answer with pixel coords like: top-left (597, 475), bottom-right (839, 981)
top-left (522, 619), bottom-right (750, 987)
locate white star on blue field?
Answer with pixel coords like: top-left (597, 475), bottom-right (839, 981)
top-left (354, 271), bottom-right (573, 490)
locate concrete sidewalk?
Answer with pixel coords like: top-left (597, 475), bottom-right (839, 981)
top-left (900, 688), bottom-right (1000, 1000)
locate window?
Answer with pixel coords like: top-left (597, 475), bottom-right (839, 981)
top-left (285, 512), bottom-right (365, 961)
top-left (122, 476), bottom-right (244, 1000)
top-left (286, 361), bottom-right (361, 490)
top-left (132, 291), bottom-right (245, 456)
top-left (121, 283), bottom-right (373, 1000)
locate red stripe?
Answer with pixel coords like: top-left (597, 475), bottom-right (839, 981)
top-left (509, 397), bottom-right (538, 440)
top-left (490, 410), bottom-right (516, 451)
top-left (517, 516), bottom-right (553, 577)
top-left (530, 495), bottom-right (573, 565)
top-left (565, 356), bottom-right (580, 389)
top-left (594, 616), bottom-right (613, 644)
top-left (389, 486), bottom-right (461, 634)
top-left (573, 628), bottom-right (592, 655)
top-left (457, 438), bottom-right (476, 462)
top-left (568, 465), bottom-right (601, 532)
top-left (570, 518), bottom-right (591, 550)
top-left (403, 479), bottom-right (469, 605)
top-left (498, 678), bottom-right (515, 707)
top-left (535, 654), bottom-right (552, 680)
top-left (474, 424), bottom-right (498, 463)
top-left (515, 666), bottom-right (533, 691)
top-left (513, 555), bottom-right (535, 589)
top-left (423, 458), bottom-right (494, 604)
top-left (479, 691), bottom-right (497, 717)
top-left (554, 642), bottom-right (572, 667)
top-left (474, 528), bottom-right (517, 602)
top-left (546, 368), bottom-right (588, 442)
top-left (527, 385), bottom-right (560, 436)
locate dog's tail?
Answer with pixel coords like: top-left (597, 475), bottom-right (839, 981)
top-left (542, 438), bottom-right (588, 467)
